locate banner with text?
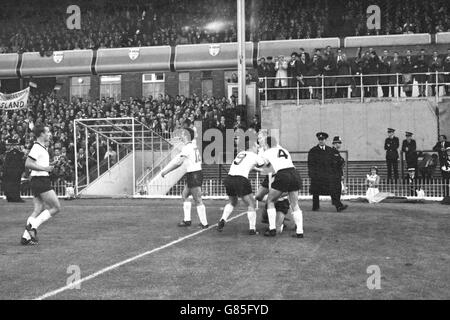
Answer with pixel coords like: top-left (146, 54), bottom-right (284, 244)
top-left (0, 87), bottom-right (30, 110)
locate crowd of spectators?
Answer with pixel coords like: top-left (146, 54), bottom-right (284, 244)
top-left (257, 46), bottom-right (450, 100)
top-left (0, 89), bottom-right (257, 187)
top-left (1, 0), bottom-right (449, 54)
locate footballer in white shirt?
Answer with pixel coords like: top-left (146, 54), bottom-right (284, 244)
top-left (217, 141), bottom-right (265, 235)
top-left (261, 136), bottom-right (304, 238)
top-left (161, 127), bottom-right (208, 228)
top-left (21, 123), bottom-right (61, 245)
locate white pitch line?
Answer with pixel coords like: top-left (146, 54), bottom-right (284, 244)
top-left (34, 211), bottom-right (248, 300)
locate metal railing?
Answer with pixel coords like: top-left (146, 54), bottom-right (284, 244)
top-left (136, 176), bottom-right (449, 199)
top-left (0, 180), bottom-right (70, 198)
top-left (259, 71), bottom-right (450, 105)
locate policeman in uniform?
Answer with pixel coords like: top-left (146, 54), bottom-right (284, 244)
top-left (402, 131), bottom-right (418, 176)
top-left (2, 139), bottom-right (25, 202)
top-left (406, 167), bottom-right (420, 197)
top-left (385, 128), bottom-right (400, 182)
top-left (308, 132), bottom-right (332, 211)
top-left (330, 136), bottom-right (348, 212)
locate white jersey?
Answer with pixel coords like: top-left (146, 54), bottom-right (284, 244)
top-left (180, 142), bottom-right (202, 172)
top-left (228, 151), bottom-right (265, 179)
top-left (262, 145), bottom-right (295, 174)
top-left (28, 142), bottom-right (49, 177)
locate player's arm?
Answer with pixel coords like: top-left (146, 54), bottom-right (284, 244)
top-left (160, 155), bottom-right (185, 178)
top-left (25, 157), bottom-right (53, 172)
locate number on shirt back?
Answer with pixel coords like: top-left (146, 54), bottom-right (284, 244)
top-left (233, 153), bottom-right (247, 165)
top-left (278, 149), bottom-right (288, 159)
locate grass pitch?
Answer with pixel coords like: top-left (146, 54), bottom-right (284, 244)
top-left (0, 198), bottom-right (448, 300)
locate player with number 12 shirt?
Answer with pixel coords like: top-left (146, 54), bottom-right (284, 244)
top-left (161, 128), bottom-right (208, 229)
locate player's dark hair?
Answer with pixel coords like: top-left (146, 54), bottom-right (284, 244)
top-left (265, 136), bottom-right (277, 148)
top-left (185, 127), bottom-right (195, 141)
top-left (33, 123), bottom-right (46, 138)
top-left (183, 119), bottom-right (192, 127)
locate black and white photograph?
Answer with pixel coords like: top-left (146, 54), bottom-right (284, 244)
top-left (0, 0), bottom-right (449, 306)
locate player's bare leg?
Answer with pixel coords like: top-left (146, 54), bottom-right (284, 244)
top-left (179, 185), bottom-right (192, 226)
top-left (191, 186), bottom-right (208, 228)
top-left (242, 194), bottom-right (258, 235)
top-left (217, 196), bottom-right (238, 232)
top-left (255, 186), bottom-right (269, 202)
top-left (264, 188), bottom-right (283, 236)
top-left (288, 190), bottom-right (304, 238)
top-left (21, 197), bottom-right (44, 245)
top-left (22, 190), bottom-right (61, 245)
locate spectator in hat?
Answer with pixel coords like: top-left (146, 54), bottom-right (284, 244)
top-left (308, 132), bottom-right (332, 211)
top-left (330, 136), bottom-right (348, 211)
top-left (378, 49), bottom-right (391, 97)
top-left (402, 50), bottom-right (415, 97)
top-left (405, 168), bottom-right (422, 197)
top-left (385, 128), bottom-right (400, 182)
top-left (402, 131), bottom-right (418, 175)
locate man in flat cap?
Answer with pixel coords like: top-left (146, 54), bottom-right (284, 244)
top-left (385, 128), bottom-right (400, 182)
top-left (402, 131), bottom-right (417, 176)
top-left (2, 138), bottom-right (25, 202)
top-left (330, 136), bottom-right (348, 211)
top-left (308, 132), bottom-right (332, 211)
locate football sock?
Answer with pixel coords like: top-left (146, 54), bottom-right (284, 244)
top-left (221, 204), bottom-right (234, 222)
top-left (32, 210), bottom-right (51, 230)
top-left (247, 210), bottom-right (256, 230)
top-left (267, 207), bottom-right (276, 230)
top-left (197, 204), bottom-right (208, 226)
top-left (276, 212), bottom-right (285, 233)
top-left (22, 230), bottom-right (31, 240)
top-left (183, 202), bottom-right (192, 222)
top-left (292, 209), bottom-right (304, 234)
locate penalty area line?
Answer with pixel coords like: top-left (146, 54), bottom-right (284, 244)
top-left (33, 211), bottom-right (248, 300)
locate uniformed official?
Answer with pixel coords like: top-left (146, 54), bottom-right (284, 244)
top-left (385, 128), bottom-right (400, 182)
top-left (308, 132), bottom-right (332, 211)
top-left (2, 139), bottom-right (25, 202)
top-left (406, 167), bottom-right (420, 197)
top-left (402, 132), bottom-right (418, 175)
top-left (330, 136), bottom-right (348, 212)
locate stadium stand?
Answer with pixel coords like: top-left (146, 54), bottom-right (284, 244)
top-left (0, 0), bottom-right (449, 54)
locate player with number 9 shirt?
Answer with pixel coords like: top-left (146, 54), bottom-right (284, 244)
top-left (217, 141), bottom-right (266, 235)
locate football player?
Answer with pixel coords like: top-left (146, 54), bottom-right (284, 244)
top-left (161, 128), bottom-right (208, 228)
top-left (217, 141), bottom-right (265, 235)
top-left (261, 136), bottom-right (304, 238)
top-left (21, 123), bottom-right (61, 245)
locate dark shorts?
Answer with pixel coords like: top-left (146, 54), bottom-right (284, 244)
top-left (224, 175), bottom-right (253, 197)
top-left (260, 175), bottom-right (269, 189)
top-left (261, 198), bottom-right (291, 223)
top-left (30, 176), bottom-right (53, 197)
top-left (185, 170), bottom-right (203, 188)
top-left (272, 168), bottom-right (302, 192)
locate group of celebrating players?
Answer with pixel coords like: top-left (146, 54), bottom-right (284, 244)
top-left (161, 127), bottom-right (304, 238)
top-left (20, 124), bottom-right (304, 246)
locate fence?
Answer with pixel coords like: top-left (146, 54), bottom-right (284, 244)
top-left (259, 71), bottom-right (450, 105)
top-left (0, 180), bottom-right (68, 198)
top-left (138, 176), bottom-right (449, 200)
